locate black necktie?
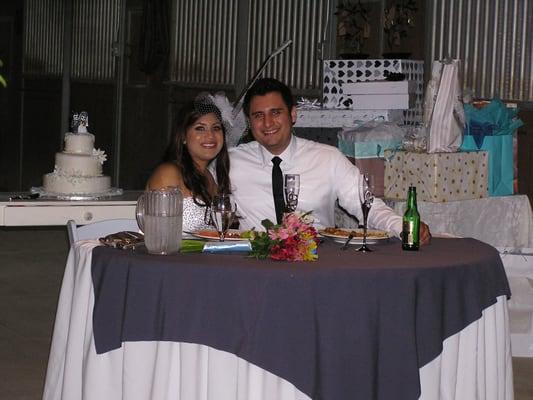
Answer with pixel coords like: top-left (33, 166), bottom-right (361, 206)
top-left (272, 156), bottom-right (285, 224)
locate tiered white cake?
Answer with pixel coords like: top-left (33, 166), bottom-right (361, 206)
top-left (43, 132), bottom-right (111, 194)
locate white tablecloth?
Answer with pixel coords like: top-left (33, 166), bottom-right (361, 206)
top-left (43, 241), bottom-right (514, 400)
top-left (336, 194), bottom-right (533, 249)
top-left (392, 195), bottom-right (533, 249)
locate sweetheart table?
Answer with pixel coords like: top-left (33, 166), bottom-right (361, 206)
top-left (43, 238), bottom-right (514, 400)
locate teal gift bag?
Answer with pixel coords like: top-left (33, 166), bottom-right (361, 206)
top-left (460, 134), bottom-right (514, 196)
top-left (460, 99), bottom-right (523, 196)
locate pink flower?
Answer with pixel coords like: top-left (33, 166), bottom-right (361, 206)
top-left (250, 212), bottom-right (318, 262)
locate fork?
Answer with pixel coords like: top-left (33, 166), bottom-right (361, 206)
top-left (340, 233), bottom-right (355, 250)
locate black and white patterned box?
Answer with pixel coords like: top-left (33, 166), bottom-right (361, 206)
top-left (322, 59), bottom-right (424, 124)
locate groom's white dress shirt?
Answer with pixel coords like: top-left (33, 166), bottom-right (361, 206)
top-left (229, 135), bottom-right (402, 235)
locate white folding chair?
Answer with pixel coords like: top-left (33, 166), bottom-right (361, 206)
top-left (67, 218), bottom-right (140, 247)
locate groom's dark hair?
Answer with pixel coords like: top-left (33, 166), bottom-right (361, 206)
top-left (242, 78), bottom-right (294, 117)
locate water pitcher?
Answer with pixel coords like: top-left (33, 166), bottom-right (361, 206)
top-left (136, 187), bottom-right (183, 255)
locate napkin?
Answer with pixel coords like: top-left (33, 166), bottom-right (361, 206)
top-left (202, 241), bottom-right (252, 254)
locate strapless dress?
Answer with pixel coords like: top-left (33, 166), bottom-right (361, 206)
top-left (182, 196), bottom-right (212, 232)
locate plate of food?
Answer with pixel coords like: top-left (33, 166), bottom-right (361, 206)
top-left (318, 227), bottom-right (390, 245)
top-left (190, 229), bottom-right (251, 241)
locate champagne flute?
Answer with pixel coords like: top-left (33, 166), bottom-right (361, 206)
top-left (357, 174), bottom-right (375, 252)
top-left (284, 174), bottom-right (300, 212)
top-left (210, 194), bottom-right (237, 241)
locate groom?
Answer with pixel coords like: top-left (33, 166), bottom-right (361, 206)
top-left (229, 78), bottom-right (430, 244)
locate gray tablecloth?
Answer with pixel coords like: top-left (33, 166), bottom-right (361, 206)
top-left (91, 238), bottom-right (510, 400)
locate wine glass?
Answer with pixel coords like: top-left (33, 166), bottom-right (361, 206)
top-left (357, 174), bottom-right (375, 252)
top-left (210, 194), bottom-right (237, 241)
top-left (284, 174), bottom-right (300, 212)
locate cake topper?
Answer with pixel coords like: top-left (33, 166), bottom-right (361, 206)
top-left (78, 111), bottom-right (89, 133)
top-left (70, 112), bottom-right (79, 132)
top-left (70, 110), bottom-right (89, 133)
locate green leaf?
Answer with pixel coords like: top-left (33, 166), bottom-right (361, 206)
top-left (261, 219), bottom-right (275, 230)
top-left (249, 231), bottom-right (273, 259)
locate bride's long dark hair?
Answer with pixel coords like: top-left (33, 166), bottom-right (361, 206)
top-left (163, 101), bottom-right (231, 206)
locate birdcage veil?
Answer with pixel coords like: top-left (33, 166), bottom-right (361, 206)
top-left (193, 92), bottom-right (247, 147)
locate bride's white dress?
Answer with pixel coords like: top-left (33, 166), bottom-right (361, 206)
top-left (182, 196), bottom-right (211, 232)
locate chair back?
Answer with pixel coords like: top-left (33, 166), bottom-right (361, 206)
top-left (67, 219), bottom-right (140, 247)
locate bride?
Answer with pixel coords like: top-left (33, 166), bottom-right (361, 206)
top-left (145, 97), bottom-right (231, 232)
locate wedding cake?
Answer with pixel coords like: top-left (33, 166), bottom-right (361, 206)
top-left (42, 112), bottom-right (112, 195)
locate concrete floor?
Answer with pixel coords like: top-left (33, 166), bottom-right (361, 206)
top-left (0, 227), bottom-right (532, 400)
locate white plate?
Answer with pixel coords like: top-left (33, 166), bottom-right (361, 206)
top-left (190, 229), bottom-right (249, 241)
top-left (318, 228), bottom-right (390, 242)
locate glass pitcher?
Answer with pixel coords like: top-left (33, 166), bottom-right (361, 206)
top-left (135, 187), bottom-right (183, 255)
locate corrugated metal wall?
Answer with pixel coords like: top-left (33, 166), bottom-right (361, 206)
top-left (247, 0), bottom-right (329, 90)
top-left (426, 0), bottom-right (533, 101)
top-left (170, 0), bottom-right (238, 86)
top-left (24, 0), bottom-right (65, 76)
top-left (170, 0), bottom-right (330, 91)
top-left (24, 0), bottom-right (120, 81)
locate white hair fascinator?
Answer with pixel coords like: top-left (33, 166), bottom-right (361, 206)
top-left (191, 38), bottom-right (293, 147)
top-left (194, 92), bottom-right (247, 148)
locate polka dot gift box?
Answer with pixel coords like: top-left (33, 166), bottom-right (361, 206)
top-left (384, 150), bottom-right (489, 202)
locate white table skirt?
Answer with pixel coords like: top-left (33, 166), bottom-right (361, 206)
top-left (43, 241), bottom-right (514, 400)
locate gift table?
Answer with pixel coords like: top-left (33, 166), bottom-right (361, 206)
top-left (391, 194), bottom-right (533, 249)
top-left (335, 194), bottom-right (533, 249)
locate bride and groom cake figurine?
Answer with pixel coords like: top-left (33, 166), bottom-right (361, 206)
top-left (39, 111), bottom-right (115, 196)
top-left (71, 111), bottom-right (89, 134)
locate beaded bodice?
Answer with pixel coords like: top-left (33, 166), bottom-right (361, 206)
top-left (182, 196), bottom-right (211, 232)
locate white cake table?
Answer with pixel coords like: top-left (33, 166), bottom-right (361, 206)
top-left (0, 191), bottom-right (141, 226)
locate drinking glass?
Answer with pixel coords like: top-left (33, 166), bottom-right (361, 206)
top-left (210, 194), bottom-right (237, 241)
top-left (357, 174), bottom-right (375, 252)
top-left (284, 174), bottom-right (300, 212)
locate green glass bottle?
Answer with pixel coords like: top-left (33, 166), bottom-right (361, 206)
top-left (402, 186), bottom-right (420, 251)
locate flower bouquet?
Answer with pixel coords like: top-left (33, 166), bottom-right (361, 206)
top-left (249, 211), bottom-right (319, 261)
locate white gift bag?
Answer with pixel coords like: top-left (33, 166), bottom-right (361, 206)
top-left (424, 59), bottom-right (465, 153)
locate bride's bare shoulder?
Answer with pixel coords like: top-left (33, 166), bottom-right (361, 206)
top-left (146, 162), bottom-right (185, 190)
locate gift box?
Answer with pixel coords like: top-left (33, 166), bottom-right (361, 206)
top-left (343, 80), bottom-right (416, 95)
top-left (294, 108), bottom-right (403, 128)
top-left (322, 59), bottom-right (424, 124)
top-left (384, 150), bottom-right (489, 202)
top-left (338, 123), bottom-right (406, 197)
top-left (346, 93), bottom-right (415, 110)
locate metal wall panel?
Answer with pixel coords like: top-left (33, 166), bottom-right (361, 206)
top-left (71, 0), bottom-right (121, 80)
top-left (426, 0), bottom-right (533, 101)
top-left (170, 0), bottom-right (238, 86)
top-left (247, 0), bottom-right (330, 91)
top-left (170, 0), bottom-right (330, 91)
top-left (24, 0), bottom-right (120, 81)
top-left (24, 0), bottom-right (65, 76)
